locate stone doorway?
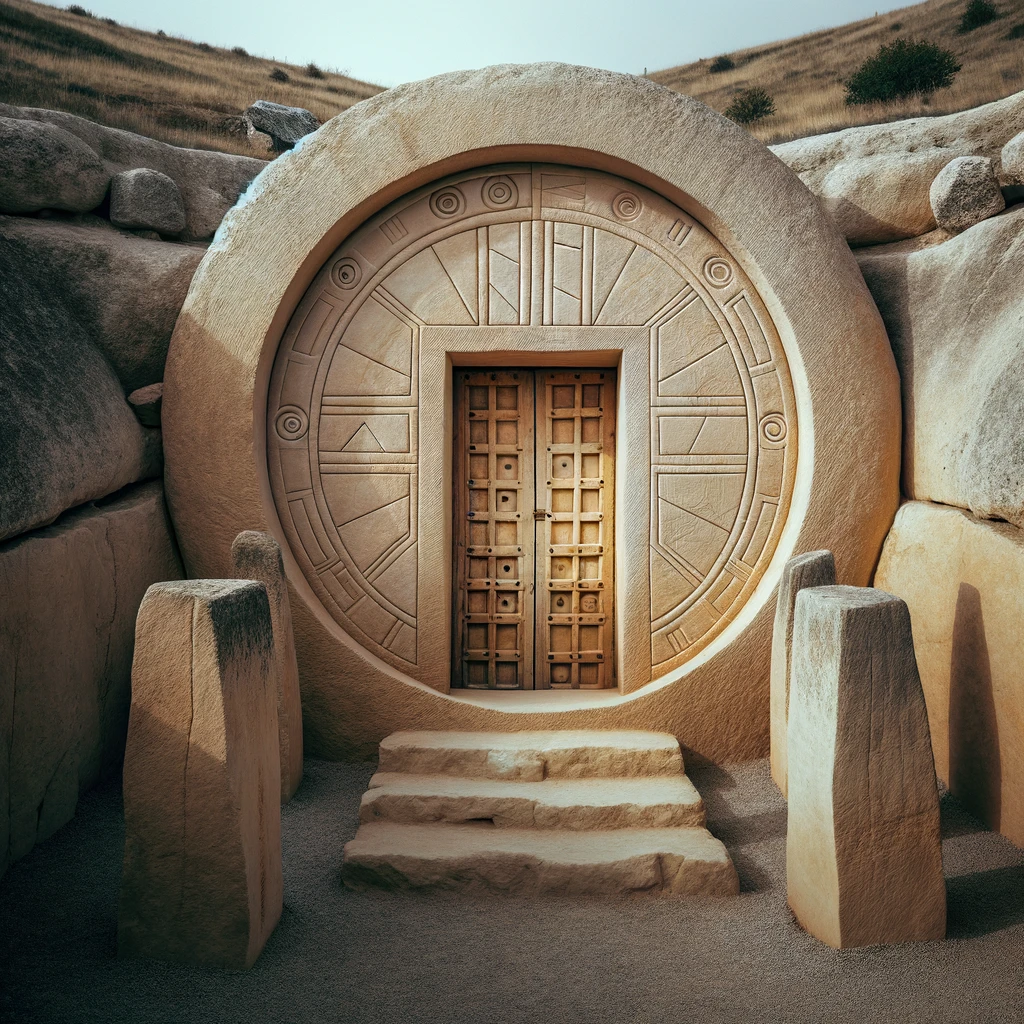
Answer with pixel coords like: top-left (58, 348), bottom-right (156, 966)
top-left (453, 367), bottom-right (616, 690)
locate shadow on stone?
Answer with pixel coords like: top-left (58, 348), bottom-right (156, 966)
top-left (946, 865), bottom-right (1024, 938)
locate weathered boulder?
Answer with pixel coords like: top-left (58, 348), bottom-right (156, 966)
top-left (0, 482), bottom-right (183, 879)
top-left (231, 531), bottom-right (303, 802)
top-left (0, 116), bottom-right (109, 214)
top-left (0, 103), bottom-right (266, 240)
top-left (856, 204), bottom-right (1024, 527)
top-left (787, 586), bottom-right (945, 948)
top-left (769, 550), bottom-right (835, 799)
top-left (119, 579), bottom-right (283, 969)
top-left (1000, 129), bottom-right (1024, 184)
top-left (242, 100), bottom-right (320, 151)
top-left (772, 88), bottom-right (1024, 244)
top-left (875, 501), bottom-right (1024, 848)
top-left (0, 230), bottom-right (163, 543)
top-left (110, 167), bottom-right (187, 236)
top-left (929, 156), bottom-right (1005, 233)
top-left (0, 216), bottom-right (203, 393)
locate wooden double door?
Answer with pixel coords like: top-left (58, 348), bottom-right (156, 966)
top-left (453, 368), bottom-right (616, 690)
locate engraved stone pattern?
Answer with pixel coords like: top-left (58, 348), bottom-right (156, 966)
top-left (454, 371), bottom-right (534, 689)
top-left (267, 164), bottom-right (796, 683)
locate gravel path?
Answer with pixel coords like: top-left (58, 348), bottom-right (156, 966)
top-left (2, 758), bottom-right (1023, 1023)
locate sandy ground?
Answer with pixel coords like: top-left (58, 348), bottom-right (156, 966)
top-left (1, 757), bottom-right (1023, 1023)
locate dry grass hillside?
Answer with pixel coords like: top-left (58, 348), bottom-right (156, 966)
top-left (0, 0), bottom-right (381, 154)
top-left (650, 0), bottom-right (1024, 143)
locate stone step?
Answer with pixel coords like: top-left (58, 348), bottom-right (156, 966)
top-left (362, 773), bottom-right (705, 830)
top-left (377, 730), bottom-right (684, 781)
top-left (341, 822), bottom-right (739, 896)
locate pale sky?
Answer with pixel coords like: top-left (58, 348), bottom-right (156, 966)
top-left (69, 0), bottom-right (911, 86)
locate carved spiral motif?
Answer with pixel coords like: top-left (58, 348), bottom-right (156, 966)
top-left (429, 186), bottom-right (466, 218)
top-left (611, 191), bottom-right (642, 221)
top-left (482, 175), bottom-right (518, 209)
top-left (275, 405), bottom-right (309, 441)
top-left (703, 256), bottom-right (734, 288)
top-left (759, 413), bottom-right (787, 448)
top-left (331, 257), bottom-right (361, 290)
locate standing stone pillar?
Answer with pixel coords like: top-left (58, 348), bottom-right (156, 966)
top-left (118, 579), bottom-right (283, 969)
top-left (770, 550), bottom-right (835, 797)
top-left (787, 586), bottom-right (945, 948)
top-left (232, 530), bottom-right (303, 802)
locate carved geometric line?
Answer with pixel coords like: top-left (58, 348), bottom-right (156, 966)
top-left (374, 286), bottom-right (426, 329)
top-left (651, 539), bottom-right (704, 588)
top-left (726, 292), bottom-right (771, 366)
top-left (432, 244), bottom-right (478, 325)
top-left (646, 286), bottom-right (697, 330)
top-left (592, 241), bottom-right (637, 324)
top-left (365, 534), bottom-right (417, 585)
top-left (380, 215), bottom-right (408, 244)
top-left (658, 342), bottom-right (728, 389)
top-left (659, 492), bottom-right (731, 535)
top-left (667, 219), bottom-right (692, 246)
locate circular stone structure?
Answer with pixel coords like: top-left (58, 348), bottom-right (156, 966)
top-left (163, 64), bottom-right (900, 760)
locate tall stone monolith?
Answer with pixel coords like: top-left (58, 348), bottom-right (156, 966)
top-left (770, 550), bottom-right (836, 797)
top-left (232, 530), bottom-right (303, 802)
top-left (118, 579), bottom-right (283, 969)
top-left (787, 586), bottom-right (945, 949)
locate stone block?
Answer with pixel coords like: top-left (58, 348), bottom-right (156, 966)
top-left (231, 531), bottom-right (303, 802)
top-left (242, 100), bottom-right (320, 151)
top-left (1002, 129), bottom-right (1024, 184)
top-left (110, 168), bottom-right (186, 236)
top-left (769, 550), bottom-right (835, 798)
top-left (118, 579), bottom-right (282, 969)
top-left (787, 586), bottom-right (945, 948)
top-left (875, 501), bottom-right (1024, 847)
top-left (929, 156), bottom-right (1005, 233)
top-left (0, 482), bottom-right (183, 879)
top-left (0, 116), bottom-right (109, 214)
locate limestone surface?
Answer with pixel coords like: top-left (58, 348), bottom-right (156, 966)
top-left (769, 550), bottom-right (836, 798)
top-left (1003, 130), bottom-right (1024, 184)
top-left (0, 116), bottom-right (108, 214)
top-left (772, 87), bottom-right (1024, 244)
top-left (378, 731), bottom-right (685, 781)
top-left (242, 100), bottom-right (320, 151)
top-left (0, 215), bottom-right (204, 393)
top-left (110, 168), bottom-right (187, 236)
top-left (857, 204), bottom-right (1024, 528)
top-left (787, 586), bottom-right (945, 948)
top-left (343, 822), bottom-right (738, 896)
top-left (362, 773), bottom-right (706, 830)
top-left (0, 231), bottom-right (162, 542)
top-left (0, 482), bottom-right (183, 879)
top-left (0, 102), bottom-right (265, 240)
top-left (929, 156), bottom-right (1005, 233)
top-left (231, 531), bottom-right (303, 802)
top-left (875, 501), bottom-right (1024, 848)
top-left (118, 579), bottom-right (282, 969)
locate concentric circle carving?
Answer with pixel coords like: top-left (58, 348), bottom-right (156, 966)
top-left (330, 257), bottom-right (361, 290)
top-left (703, 256), bottom-right (734, 287)
top-left (274, 405), bottom-right (308, 440)
top-left (759, 413), bottom-right (788, 448)
top-left (611, 190), bottom-right (642, 220)
top-left (429, 186), bottom-right (466, 218)
top-left (482, 175), bottom-right (518, 209)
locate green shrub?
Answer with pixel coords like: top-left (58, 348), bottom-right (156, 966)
top-left (1006, 22), bottom-right (1024, 38)
top-left (232, 45), bottom-right (249, 57)
top-left (270, 67), bottom-right (289, 83)
top-left (724, 87), bottom-right (775, 124)
top-left (306, 62), bottom-right (325, 79)
top-left (66, 5), bottom-right (92, 15)
top-left (709, 55), bottom-right (735, 73)
top-left (845, 38), bottom-right (961, 104)
top-left (959, 0), bottom-right (1000, 32)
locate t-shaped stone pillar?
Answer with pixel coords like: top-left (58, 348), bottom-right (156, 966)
top-left (118, 579), bottom-right (283, 969)
top-left (787, 585), bottom-right (945, 948)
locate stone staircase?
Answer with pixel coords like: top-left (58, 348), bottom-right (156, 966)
top-left (341, 730), bottom-right (739, 896)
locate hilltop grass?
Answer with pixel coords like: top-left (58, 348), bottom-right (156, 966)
top-left (0, 0), bottom-right (381, 154)
top-left (650, 0), bottom-right (1024, 143)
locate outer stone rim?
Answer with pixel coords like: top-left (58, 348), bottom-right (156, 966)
top-left (163, 63), bottom-right (899, 760)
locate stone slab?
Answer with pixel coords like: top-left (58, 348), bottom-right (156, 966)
top-left (362, 773), bottom-right (705, 830)
top-left (0, 482), bottom-right (183, 879)
top-left (342, 822), bottom-right (738, 896)
top-left (231, 531), bottom-right (303, 802)
top-left (378, 731), bottom-right (684, 781)
top-left (875, 500), bottom-right (1024, 848)
top-left (118, 579), bottom-right (282, 969)
top-left (770, 550), bottom-right (836, 798)
top-left (787, 586), bottom-right (945, 948)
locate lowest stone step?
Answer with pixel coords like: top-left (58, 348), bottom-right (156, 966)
top-left (378, 730), bottom-right (684, 781)
top-left (362, 773), bottom-right (706, 830)
top-left (342, 822), bottom-right (739, 896)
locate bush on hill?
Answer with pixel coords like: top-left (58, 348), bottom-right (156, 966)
top-left (959, 0), bottom-right (1000, 33)
top-left (724, 87), bottom-right (775, 124)
top-left (709, 55), bottom-right (735, 73)
top-left (845, 38), bottom-right (961, 104)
